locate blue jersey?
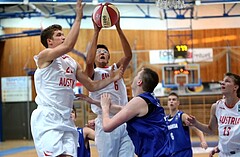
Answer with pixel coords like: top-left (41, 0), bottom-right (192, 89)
top-left (165, 111), bottom-right (192, 157)
top-left (126, 92), bottom-right (170, 157)
top-left (77, 128), bottom-right (90, 157)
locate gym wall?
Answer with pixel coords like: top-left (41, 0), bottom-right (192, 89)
top-left (0, 27), bottom-right (240, 139)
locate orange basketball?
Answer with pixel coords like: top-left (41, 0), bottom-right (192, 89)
top-left (92, 2), bottom-right (119, 28)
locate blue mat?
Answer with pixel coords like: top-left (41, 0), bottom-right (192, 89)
top-left (0, 146), bottom-right (35, 156)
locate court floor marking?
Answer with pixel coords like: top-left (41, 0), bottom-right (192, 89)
top-left (0, 146), bottom-right (35, 156)
top-left (0, 142), bottom-right (217, 156)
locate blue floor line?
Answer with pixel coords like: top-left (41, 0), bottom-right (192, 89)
top-left (192, 141), bottom-right (218, 147)
top-left (0, 146), bottom-right (35, 156)
top-left (0, 142), bottom-right (218, 156)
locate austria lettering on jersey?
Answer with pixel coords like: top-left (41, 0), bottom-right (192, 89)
top-left (219, 116), bottom-right (240, 125)
top-left (59, 78), bottom-right (75, 88)
top-left (102, 73), bottom-right (110, 79)
top-left (59, 66), bottom-right (75, 88)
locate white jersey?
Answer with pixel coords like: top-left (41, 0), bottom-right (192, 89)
top-left (215, 99), bottom-right (240, 154)
top-left (34, 54), bottom-right (77, 119)
top-left (90, 64), bottom-right (128, 115)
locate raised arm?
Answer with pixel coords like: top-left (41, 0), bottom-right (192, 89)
top-left (84, 19), bottom-right (101, 77)
top-left (38, 0), bottom-right (85, 67)
top-left (115, 17), bottom-right (132, 72)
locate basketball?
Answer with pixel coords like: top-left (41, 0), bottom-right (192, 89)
top-left (92, 2), bottom-right (119, 28)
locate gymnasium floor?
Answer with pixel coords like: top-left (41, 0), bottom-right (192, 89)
top-left (0, 136), bottom-right (219, 157)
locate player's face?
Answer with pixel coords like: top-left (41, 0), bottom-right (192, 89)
top-left (71, 109), bottom-right (76, 121)
top-left (131, 69), bottom-right (143, 97)
top-left (48, 30), bottom-right (65, 48)
top-left (220, 76), bottom-right (238, 95)
top-left (95, 48), bottom-right (110, 65)
top-left (167, 95), bottom-right (179, 110)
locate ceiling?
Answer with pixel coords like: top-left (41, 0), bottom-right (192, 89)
top-left (0, 0), bottom-right (240, 22)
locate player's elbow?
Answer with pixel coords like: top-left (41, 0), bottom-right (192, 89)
top-left (85, 84), bottom-right (98, 92)
top-left (86, 87), bottom-right (95, 92)
top-left (103, 125), bottom-right (113, 132)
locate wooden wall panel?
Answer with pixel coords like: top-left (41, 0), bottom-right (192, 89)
top-left (1, 27), bottom-right (240, 99)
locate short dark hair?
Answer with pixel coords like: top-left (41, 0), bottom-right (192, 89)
top-left (168, 92), bottom-right (179, 100)
top-left (97, 44), bottom-right (109, 52)
top-left (41, 24), bottom-right (62, 48)
top-left (141, 68), bottom-right (159, 92)
top-left (225, 72), bottom-right (240, 98)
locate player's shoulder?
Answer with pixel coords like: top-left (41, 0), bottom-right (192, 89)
top-left (38, 48), bottom-right (51, 57)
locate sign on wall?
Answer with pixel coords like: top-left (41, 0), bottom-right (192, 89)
top-left (149, 48), bottom-right (213, 64)
top-left (1, 76), bottom-right (32, 102)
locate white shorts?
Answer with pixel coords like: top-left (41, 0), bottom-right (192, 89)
top-left (30, 106), bottom-right (78, 157)
top-left (95, 116), bottom-right (135, 157)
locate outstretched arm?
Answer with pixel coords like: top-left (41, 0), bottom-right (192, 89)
top-left (77, 64), bottom-right (123, 92)
top-left (191, 126), bottom-right (208, 149)
top-left (182, 113), bottom-right (208, 149)
top-left (115, 17), bottom-right (132, 72)
top-left (101, 93), bottom-right (147, 132)
top-left (75, 93), bottom-right (123, 114)
top-left (38, 0), bottom-right (85, 68)
top-left (188, 103), bottom-right (218, 135)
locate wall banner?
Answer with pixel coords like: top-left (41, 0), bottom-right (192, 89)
top-left (149, 48), bottom-right (213, 64)
top-left (1, 76), bottom-right (32, 102)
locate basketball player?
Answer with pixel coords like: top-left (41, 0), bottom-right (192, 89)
top-left (100, 68), bottom-right (170, 157)
top-left (30, 0), bottom-right (123, 156)
top-left (188, 72), bottom-right (240, 157)
top-left (166, 92), bottom-right (208, 157)
top-left (83, 16), bottom-right (135, 156)
top-left (71, 105), bottom-right (95, 157)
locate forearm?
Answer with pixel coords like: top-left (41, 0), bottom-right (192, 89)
top-left (101, 107), bottom-right (112, 132)
top-left (91, 100), bottom-right (122, 114)
top-left (109, 104), bottom-right (123, 114)
top-left (194, 121), bottom-right (215, 135)
top-left (86, 31), bottom-right (99, 65)
top-left (117, 28), bottom-right (132, 59)
top-left (64, 18), bottom-right (81, 50)
top-left (88, 78), bottom-right (114, 92)
top-left (194, 128), bottom-right (206, 142)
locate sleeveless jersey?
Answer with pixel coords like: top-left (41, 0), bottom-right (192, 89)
top-left (90, 63), bottom-right (128, 115)
top-left (34, 54), bottom-right (77, 119)
top-left (126, 92), bottom-right (170, 157)
top-left (77, 127), bottom-right (90, 157)
top-left (165, 110), bottom-right (192, 156)
top-left (215, 99), bottom-right (240, 154)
